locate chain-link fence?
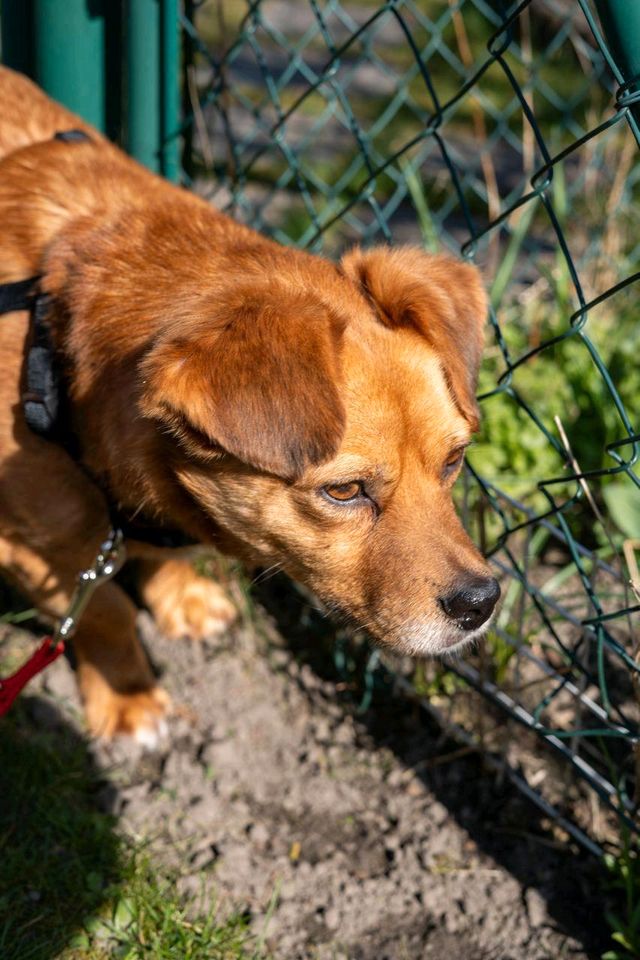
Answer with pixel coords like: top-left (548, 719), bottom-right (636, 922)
top-left (179, 0), bottom-right (639, 852)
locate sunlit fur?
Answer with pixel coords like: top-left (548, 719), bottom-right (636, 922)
top-left (0, 67), bottom-right (496, 739)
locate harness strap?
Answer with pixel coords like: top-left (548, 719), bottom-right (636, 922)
top-left (0, 276), bottom-right (63, 440)
top-left (54, 129), bottom-right (91, 144)
top-left (0, 275), bottom-right (39, 314)
top-left (0, 275), bottom-right (60, 436)
top-left (23, 292), bottom-right (61, 439)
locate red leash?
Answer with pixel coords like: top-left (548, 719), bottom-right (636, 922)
top-left (0, 528), bottom-right (126, 717)
top-left (0, 637), bottom-right (65, 716)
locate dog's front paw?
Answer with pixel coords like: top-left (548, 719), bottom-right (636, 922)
top-left (141, 560), bottom-right (237, 641)
top-left (83, 679), bottom-right (171, 745)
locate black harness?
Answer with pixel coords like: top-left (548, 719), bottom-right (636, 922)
top-left (24, 290), bottom-right (61, 438)
top-left (1, 279), bottom-right (60, 439)
top-left (0, 275), bottom-right (40, 314)
top-left (0, 130), bottom-right (193, 548)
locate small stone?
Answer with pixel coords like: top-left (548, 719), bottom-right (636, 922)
top-left (333, 723), bottom-right (354, 746)
top-left (324, 906), bottom-right (340, 930)
top-left (525, 887), bottom-right (548, 928)
top-left (426, 800), bottom-right (449, 827)
top-left (251, 823), bottom-right (270, 849)
top-left (313, 718), bottom-right (332, 743)
top-left (386, 768), bottom-right (406, 788)
top-left (269, 649), bottom-right (289, 669)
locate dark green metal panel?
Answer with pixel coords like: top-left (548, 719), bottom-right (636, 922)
top-left (126, 0), bottom-right (161, 173)
top-left (593, 0), bottom-right (640, 138)
top-left (104, 3), bottom-right (125, 145)
top-left (594, 0), bottom-right (640, 88)
top-left (0, 1), bottom-right (35, 75)
top-left (33, 0), bottom-right (106, 130)
top-left (1, 0), bottom-right (180, 175)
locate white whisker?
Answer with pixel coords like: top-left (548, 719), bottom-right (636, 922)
top-left (250, 562), bottom-right (284, 586)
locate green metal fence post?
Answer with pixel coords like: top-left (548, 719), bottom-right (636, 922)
top-left (161, 0), bottom-right (180, 181)
top-left (126, 0), bottom-right (161, 173)
top-left (594, 0), bottom-right (640, 124)
top-left (181, 0), bottom-right (195, 181)
top-left (32, 0), bottom-right (106, 130)
top-left (2, 0), bottom-right (180, 179)
top-left (126, 0), bottom-right (180, 179)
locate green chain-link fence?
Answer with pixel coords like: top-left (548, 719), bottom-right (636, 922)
top-left (179, 0), bottom-right (639, 852)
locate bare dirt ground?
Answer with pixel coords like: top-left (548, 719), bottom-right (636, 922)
top-left (6, 575), bottom-right (609, 960)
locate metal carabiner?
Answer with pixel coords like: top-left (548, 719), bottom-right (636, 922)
top-left (54, 528), bottom-right (127, 642)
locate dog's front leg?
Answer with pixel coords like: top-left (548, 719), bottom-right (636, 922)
top-left (71, 577), bottom-right (170, 743)
top-left (129, 544), bottom-right (237, 642)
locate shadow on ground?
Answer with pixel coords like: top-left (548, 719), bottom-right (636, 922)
top-left (254, 574), bottom-right (611, 960)
top-left (0, 697), bottom-right (122, 960)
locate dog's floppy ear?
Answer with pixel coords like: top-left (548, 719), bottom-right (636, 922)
top-left (139, 286), bottom-right (346, 479)
top-left (341, 246), bottom-right (487, 430)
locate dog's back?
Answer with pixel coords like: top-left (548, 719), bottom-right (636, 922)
top-left (0, 66), bottom-right (100, 163)
top-left (0, 67), bottom-right (186, 285)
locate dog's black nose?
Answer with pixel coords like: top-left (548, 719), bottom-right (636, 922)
top-left (439, 576), bottom-right (500, 631)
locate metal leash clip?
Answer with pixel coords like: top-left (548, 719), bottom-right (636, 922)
top-left (54, 527), bottom-right (127, 643)
top-left (0, 527), bottom-right (127, 716)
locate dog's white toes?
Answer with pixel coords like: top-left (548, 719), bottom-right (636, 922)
top-left (134, 717), bottom-right (169, 750)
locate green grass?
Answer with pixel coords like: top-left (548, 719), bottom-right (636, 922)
top-left (602, 834), bottom-right (640, 960)
top-left (60, 857), bottom-right (264, 960)
top-left (0, 702), bottom-right (271, 960)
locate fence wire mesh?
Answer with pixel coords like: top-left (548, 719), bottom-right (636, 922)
top-left (180, 0), bottom-right (639, 849)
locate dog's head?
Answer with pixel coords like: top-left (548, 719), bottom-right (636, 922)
top-left (140, 246), bottom-right (499, 655)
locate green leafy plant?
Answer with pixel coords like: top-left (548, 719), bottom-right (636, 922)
top-left (603, 482), bottom-right (640, 541)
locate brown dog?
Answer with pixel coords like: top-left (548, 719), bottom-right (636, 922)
top-left (0, 67), bottom-right (499, 741)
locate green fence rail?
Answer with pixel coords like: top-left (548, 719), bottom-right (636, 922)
top-left (179, 0), bottom-right (639, 850)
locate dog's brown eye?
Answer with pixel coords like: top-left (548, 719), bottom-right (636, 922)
top-left (443, 449), bottom-right (465, 478)
top-left (323, 481), bottom-right (363, 503)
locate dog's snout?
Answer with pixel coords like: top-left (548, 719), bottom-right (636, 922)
top-left (439, 576), bottom-right (500, 631)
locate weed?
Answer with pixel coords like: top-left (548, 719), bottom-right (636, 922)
top-left (602, 834), bottom-right (640, 960)
top-left (63, 854), bottom-right (267, 960)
